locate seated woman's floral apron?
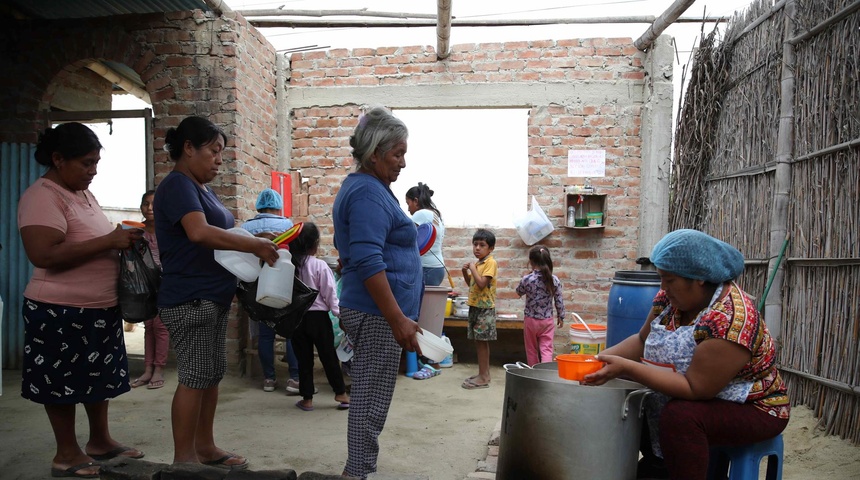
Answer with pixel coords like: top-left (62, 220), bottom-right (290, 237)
top-left (642, 286), bottom-right (753, 457)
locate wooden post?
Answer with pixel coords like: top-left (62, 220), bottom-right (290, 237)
top-left (766, 0), bottom-right (796, 341)
top-left (437, 0), bottom-right (453, 60)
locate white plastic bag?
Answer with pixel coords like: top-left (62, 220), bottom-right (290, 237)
top-left (514, 196), bottom-right (554, 245)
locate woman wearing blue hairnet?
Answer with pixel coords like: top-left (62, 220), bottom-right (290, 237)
top-left (584, 229), bottom-right (790, 480)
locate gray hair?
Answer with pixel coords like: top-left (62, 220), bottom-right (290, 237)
top-left (349, 106), bottom-right (408, 171)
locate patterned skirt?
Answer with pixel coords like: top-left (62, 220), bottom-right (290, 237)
top-left (20, 298), bottom-right (131, 404)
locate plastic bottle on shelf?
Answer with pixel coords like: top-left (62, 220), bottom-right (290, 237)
top-left (574, 196), bottom-right (587, 227)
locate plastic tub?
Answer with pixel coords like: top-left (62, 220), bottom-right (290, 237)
top-left (417, 285), bottom-right (449, 336)
top-left (586, 212), bottom-right (603, 226)
top-left (415, 330), bottom-right (454, 363)
top-left (214, 228), bottom-right (262, 282)
top-left (556, 354), bottom-right (604, 381)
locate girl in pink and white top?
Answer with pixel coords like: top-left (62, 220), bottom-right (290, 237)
top-left (515, 245), bottom-right (566, 365)
top-left (289, 222), bottom-right (350, 411)
top-left (130, 190), bottom-right (169, 390)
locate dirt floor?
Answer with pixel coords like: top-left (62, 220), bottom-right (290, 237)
top-left (0, 326), bottom-right (858, 479)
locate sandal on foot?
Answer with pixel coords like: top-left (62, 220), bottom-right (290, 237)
top-left (51, 462), bottom-right (100, 478)
top-left (461, 378), bottom-right (489, 390)
top-left (412, 365), bottom-right (441, 380)
top-left (88, 445), bottom-right (145, 461)
top-left (130, 378), bottom-right (149, 388)
top-left (146, 379), bottom-right (165, 390)
top-left (202, 453), bottom-right (249, 470)
top-left (337, 402), bottom-right (350, 410)
top-left (295, 400), bottom-right (314, 412)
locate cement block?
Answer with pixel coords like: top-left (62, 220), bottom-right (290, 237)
top-left (99, 458), bottom-right (164, 480)
top-left (228, 469), bottom-right (297, 479)
top-left (161, 463), bottom-right (228, 480)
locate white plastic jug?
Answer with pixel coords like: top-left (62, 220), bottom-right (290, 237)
top-left (256, 248), bottom-right (295, 308)
top-left (214, 228), bottom-right (263, 282)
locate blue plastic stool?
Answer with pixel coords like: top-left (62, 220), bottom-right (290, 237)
top-left (707, 434), bottom-right (784, 480)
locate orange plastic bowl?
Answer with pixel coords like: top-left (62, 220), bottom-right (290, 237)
top-left (556, 353), bottom-right (604, 381)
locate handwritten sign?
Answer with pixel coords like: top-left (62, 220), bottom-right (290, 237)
top-left (567, 150), bottom-right (606, 177)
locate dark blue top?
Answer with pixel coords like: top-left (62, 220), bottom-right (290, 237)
top-left (154, 172), bottom-right (237, 308)
top-left (333, 173), bottom-right (422, 319)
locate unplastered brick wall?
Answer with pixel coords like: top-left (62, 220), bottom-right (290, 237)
top-left (0, 11), bottom-right (279, 370)
top-left (288, 39), bottom-right (647, 323)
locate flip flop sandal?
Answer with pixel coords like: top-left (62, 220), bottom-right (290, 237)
top-left (130, 378), bottom-right (149, 388)
top-left (87, 446), bottom-right (144, 461)
top-left (461, 378), bottom-right (490, 390)
top-left (146, 379), bottom-right (165, 390)
top-left (412, 365), bottom-right (441, 380)
top-left (295, 400), bottom-right (314, 412)
top-left (203, 453), bottom-right (249, 470)
top-left (337, 402), bottom-right (350, 410)
top-left (51, 462), bottom-right (100, 478)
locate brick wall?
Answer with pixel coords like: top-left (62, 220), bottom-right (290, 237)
top-left (287, 39), bottom-right (647, 323)
top-left (0, 10), bottom-right (279, 371)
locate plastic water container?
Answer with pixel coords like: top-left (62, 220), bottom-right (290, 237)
top-left (214, 228), bottom-right (262, 282)
top-left (336, 333), bottom-right (354, 362)
top-left (607, 270), bottom-right (661, 348)
top-left (439, 332), bottom-right (454, 367)
top-left (256, 248), bottom-right (294, 308)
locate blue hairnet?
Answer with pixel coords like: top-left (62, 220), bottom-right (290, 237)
top-left (650, 229), bottom-right (745, 283)
top-left (255, 189), bottom-right (283, 211)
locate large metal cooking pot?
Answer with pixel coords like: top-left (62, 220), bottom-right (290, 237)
top-left (497, 364), bottom-right (649, 480)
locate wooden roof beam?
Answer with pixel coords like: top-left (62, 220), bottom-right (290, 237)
top-left (249, 16), bottom-right (728, 29)
top-left (635, 0), bottom-right (697, 51)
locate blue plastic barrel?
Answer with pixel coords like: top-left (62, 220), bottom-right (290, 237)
top-left (606, 270), bottom-right (661, 348)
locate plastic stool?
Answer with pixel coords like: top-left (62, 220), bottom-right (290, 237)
top-left (707, 434), bottom-right (784, 480)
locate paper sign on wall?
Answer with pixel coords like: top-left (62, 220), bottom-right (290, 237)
top-left (567, 149), bottom-right (606, 177)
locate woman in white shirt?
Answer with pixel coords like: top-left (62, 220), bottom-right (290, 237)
top-left (405, 182), bottom-right (445, 286)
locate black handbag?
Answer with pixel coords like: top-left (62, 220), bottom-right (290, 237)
top-left (236, 276), bottom-right (319, 339)
top-left (118, 238), bottom-right (162, 323)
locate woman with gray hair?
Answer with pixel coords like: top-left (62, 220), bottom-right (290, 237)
top-left (584, 229), bottom-right (789, 479)
top-left (333, 106), bottom-right (422, 478)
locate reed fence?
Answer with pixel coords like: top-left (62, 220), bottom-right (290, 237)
top-left (670, 0), bottom-right (860, 442)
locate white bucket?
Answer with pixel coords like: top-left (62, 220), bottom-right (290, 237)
top-left (569, 323), bottom-right (607, 355)
top-left (214, 228), bottom-right (263, 282)
top-left (256, 249), bottom-right (294, 308)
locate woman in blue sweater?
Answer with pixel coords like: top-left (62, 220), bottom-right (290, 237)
top-left (333, 106), bottom-right (422, 478)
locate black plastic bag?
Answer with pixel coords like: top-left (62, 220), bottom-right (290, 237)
top-left (236, 276), bottom-right (319, 339)
top-left (118, 238), bottom-right (161, 323)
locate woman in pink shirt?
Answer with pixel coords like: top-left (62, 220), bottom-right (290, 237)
top-left (18, 122), bottom-right (145, 478)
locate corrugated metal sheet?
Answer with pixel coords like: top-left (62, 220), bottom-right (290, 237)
top-left (3, 0), bottom-right (210, 20)
top-left (1, 143), bottom-right (40, 370)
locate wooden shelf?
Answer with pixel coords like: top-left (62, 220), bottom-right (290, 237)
top-left (565, 193), bottom-right (607, 229)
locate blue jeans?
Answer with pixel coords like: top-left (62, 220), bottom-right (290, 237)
top-left (258, 322), bottom-right (299, 380)
top-left (423, 266), bottom-right (445, 286)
